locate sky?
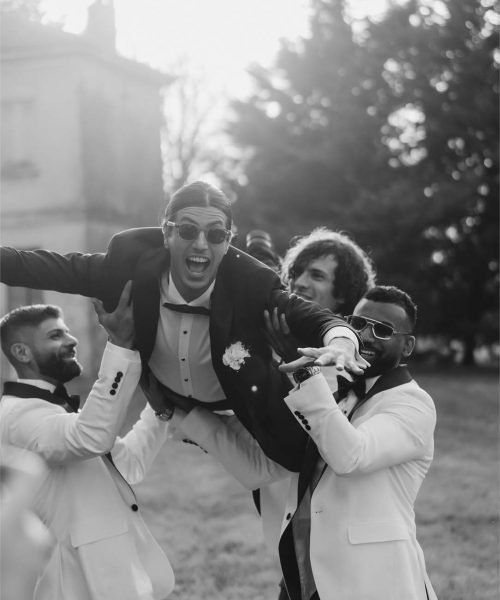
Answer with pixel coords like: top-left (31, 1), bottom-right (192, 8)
top-left (40, 0), bottom-right (393, 97)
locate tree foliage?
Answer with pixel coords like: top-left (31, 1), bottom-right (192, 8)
top-left (227, 0), bottom-right (498, 362)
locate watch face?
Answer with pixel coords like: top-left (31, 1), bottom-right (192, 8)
top-left (292, 365), bottom-right (321, 385)
top-left (155, 408), bottom-right (174, 421)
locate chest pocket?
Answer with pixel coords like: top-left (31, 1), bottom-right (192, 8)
top-left (348, 520), bottom-right (409, 545)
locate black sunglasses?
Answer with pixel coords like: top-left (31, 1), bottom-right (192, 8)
top-left (347, 315), bottom-right (412, 340)
top-left (167, 221), bottom-right (231, 245)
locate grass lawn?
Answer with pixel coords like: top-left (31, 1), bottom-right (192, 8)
top-left (132, 367), bottom-right (499, 600)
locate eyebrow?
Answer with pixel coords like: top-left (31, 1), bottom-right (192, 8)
top-left (45, 327), bottom-right (67, 336)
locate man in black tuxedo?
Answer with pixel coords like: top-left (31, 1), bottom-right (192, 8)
top-left (0, 181), bottom-right (367, 470)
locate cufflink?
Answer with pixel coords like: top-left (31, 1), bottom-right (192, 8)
top-left (155, 407), bottom-right (174, 421)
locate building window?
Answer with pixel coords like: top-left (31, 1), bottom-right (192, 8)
top-left (1, 98), bottom-right (39, 179)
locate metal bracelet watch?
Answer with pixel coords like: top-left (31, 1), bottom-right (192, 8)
top-left (155, 406), bottom-right (175, 421)
top-left (292, 365), bottom-right (321, 385)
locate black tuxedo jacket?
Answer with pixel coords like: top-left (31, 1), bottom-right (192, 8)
top-left (1, 228), bottom-right (347, 470)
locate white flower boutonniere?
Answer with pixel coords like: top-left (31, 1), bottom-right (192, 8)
top-left (222, 341), bottom-right (251, 371)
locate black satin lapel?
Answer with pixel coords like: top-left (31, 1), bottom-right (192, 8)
top-left (209, 253), bottom-right (235, 368)
top-left (364, 366), bottom-right (412, 402)
top-left (297, 439), bottom-right (320, 504)
top-left (132, 248), bottom-right (169, 366)
top-left (348, 366), bottom-right (412, 421)
top-left (3, 382), bottom-right (54, 402)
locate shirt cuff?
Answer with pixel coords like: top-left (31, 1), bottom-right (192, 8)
top-left (323, 326), bottom-right (358, 349)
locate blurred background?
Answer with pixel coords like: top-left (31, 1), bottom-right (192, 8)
top-left (0, 1), bottom-right (498, 599)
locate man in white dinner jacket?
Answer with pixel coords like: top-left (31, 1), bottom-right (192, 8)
top-left (0, 282), bottom-right (174, 600)
top-left (167, 285), bottom-right (438, 600)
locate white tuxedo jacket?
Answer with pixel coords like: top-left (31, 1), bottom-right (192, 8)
top-left (0, 343), bottom-right (174, 600)
top-left (177, 370), bottom-right (437, 600)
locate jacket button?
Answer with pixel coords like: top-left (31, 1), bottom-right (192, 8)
top-left (286, 512), bottom-right (292, 520)
top-left (305, 425), bottom-right (311, 431)
top-left (112, 382), bottom-right (119, 389)
top-left (116, 372), bottom-right (123, 378)
top-left (131, 504), bottom-right (138, 512)
top-left (110, 389), bottom-right (116, 396)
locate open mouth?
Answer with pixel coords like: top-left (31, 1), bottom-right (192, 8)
top-left (186, 256), bottom-right (210, 274)
top-left (360, 348), bottom-right (376, 362)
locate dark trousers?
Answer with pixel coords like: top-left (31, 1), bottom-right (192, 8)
top-left (278, 579), bottom-right (319, 600)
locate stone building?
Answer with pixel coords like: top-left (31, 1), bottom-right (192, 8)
top-left (0, 1), bottom-right (172, 390)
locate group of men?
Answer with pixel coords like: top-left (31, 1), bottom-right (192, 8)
top-left (0, 180), bottom-right (437, 600)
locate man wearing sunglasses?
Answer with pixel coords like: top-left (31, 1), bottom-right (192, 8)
top-left (0, 181), bottom-right (367, 471)
top-left (173, 284), bottom-right (437, 599)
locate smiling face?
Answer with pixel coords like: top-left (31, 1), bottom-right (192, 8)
top-left (164, 206), bottom-right (231, 302)
top-left (354, 298), bottom-right (415, 377)
top-left (29, 317), bottom-right (82, 383)
top-left (291, 255), bottom-right (340, 312)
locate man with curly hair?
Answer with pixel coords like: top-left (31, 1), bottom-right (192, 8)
top-left (281, 228), bottom-right (376, 317)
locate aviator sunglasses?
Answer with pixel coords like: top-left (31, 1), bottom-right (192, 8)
top-left (167, 221), bottom-right (232, 245)
top-left (347, 315), bottom-right (412, 340)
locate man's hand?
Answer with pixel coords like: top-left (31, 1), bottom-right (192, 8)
top-left (92, 280), bottom-right (135, 349)
top-left (263, 308), bottom-right (300, 363)
top-left (279, 337), bottom-right (369, 376)
top-left (141, 372), bottom-right (196, 414)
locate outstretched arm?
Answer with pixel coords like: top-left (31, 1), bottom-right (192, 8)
top-left (285, 373), bottom-right (436, 475)
top-left (0, 246), bottom-right (107, 298)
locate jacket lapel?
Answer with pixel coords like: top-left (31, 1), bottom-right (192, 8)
top-left (3, 382), bottom-right (77, 413)
top-left (3, 381), bottom-right (55, 402)
top-left (209, 249), bottom-right (235, 372)
top-left (348, 365), bottom-right (412, 421)
top-left (132, 248), bottom-right (170, 367)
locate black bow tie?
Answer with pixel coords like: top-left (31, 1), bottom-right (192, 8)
top-left (336, 376), bottom-right (366, 402)
top-left (53, 383), bottom-right (80, 413)
top-left (163, 302), bottom-right (210, 316)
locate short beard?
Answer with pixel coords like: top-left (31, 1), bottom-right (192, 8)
top-left (363, 355), bottom-right (400, 378)
top-left (38, 354), bottom-right (82, 383)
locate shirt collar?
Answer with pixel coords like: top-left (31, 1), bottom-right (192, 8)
top-left (16, 378), bottom-right (56, 393)
top-left (166, 274), bottom-right (214, 309)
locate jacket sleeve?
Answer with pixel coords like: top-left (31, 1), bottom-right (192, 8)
top-left (175, 408), bottom-right (291, 489)
top-left (4, 344), bottom-right (142, 465)
top-left (285, 374), bottom-right (436, 475)
top-left (110, 404), bottom-right (170, 484)
top-left (0, 246), bottom-right (108, 298)
top-left (270, 288), bottom-right (353, 347)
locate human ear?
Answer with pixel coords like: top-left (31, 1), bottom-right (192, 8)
top-left (10, 343), bottom-right (32, 364)
top-left (402, 335), bottom-right (416, 358)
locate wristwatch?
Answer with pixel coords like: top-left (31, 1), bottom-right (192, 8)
top-left (292, 365), bottom-right (321, 385)
top-left (155, 406), bottom-right (175, 421)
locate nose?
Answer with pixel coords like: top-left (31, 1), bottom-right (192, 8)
top-left (359, 323), bottom-right (375, 343)
top-left (65, 332), bottom-right (78, 347)
top-left (192, 229), bottom-right (209, 249)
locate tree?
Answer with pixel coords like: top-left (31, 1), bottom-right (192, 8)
top-left (161, 59), bottom-right (230, 195)
top-left (365, 0), bottom-right (499, 363)
top-left (226, 0), bottom-right (498, 363)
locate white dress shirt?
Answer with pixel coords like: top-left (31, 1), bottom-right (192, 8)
top-left (149, 274), bottom-right (225, 403)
